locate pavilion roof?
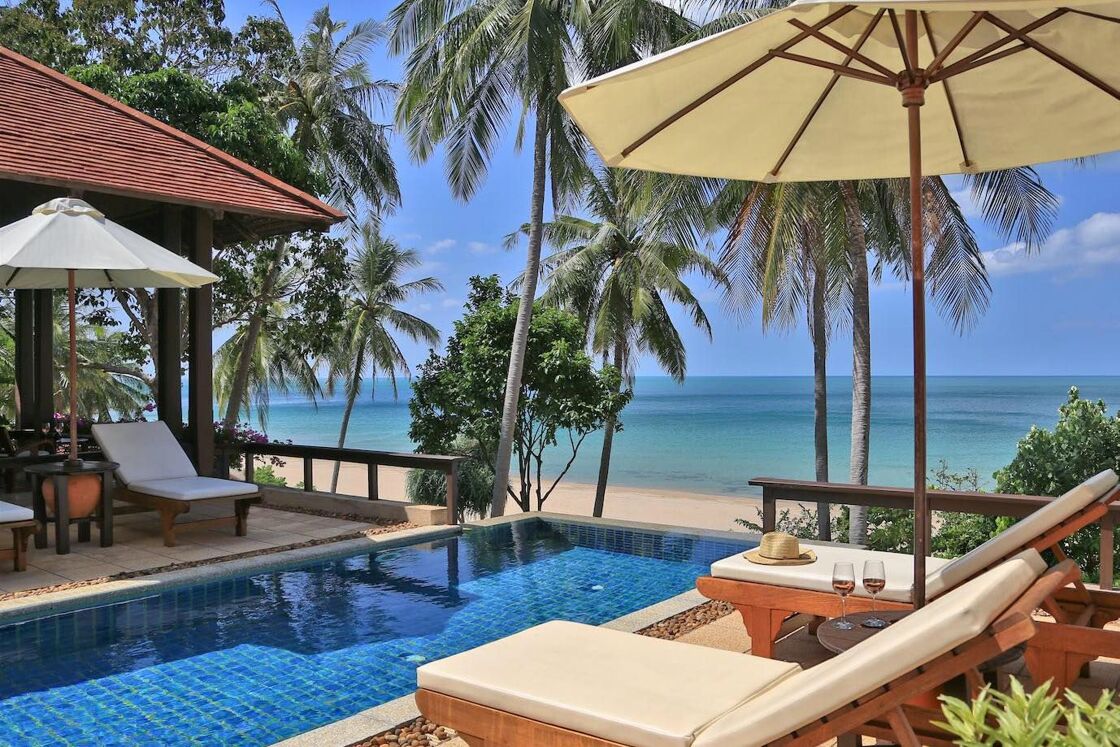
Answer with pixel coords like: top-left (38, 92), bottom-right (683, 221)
top-left (0, 46), bottom-right (346, 239)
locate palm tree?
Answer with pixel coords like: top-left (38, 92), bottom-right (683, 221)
top-left (325, 225), bottom-right (442, 492)
top-left (389, 0), bottom-right (696, 515)
top-left (214, 299), bottom-right (323, 430)
top-left (515, 167), bottom-right (725, 516)
top-left (269, 2), bottom-right (400, 217)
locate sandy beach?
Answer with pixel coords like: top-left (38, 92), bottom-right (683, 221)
top-left (266, 459), bottom-right (761, 534)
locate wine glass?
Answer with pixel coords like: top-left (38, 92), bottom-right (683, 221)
top-left (862, 560), bottom-right (888, 629)
top-left (832, 561), bottom-right (856, 630)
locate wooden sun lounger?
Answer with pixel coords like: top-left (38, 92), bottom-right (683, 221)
top-left (414, 552), bottom-right (1071, 747)
top-left (697, 470), bottom-right (1120, 659)
top-left (0, 500), bottom-right (37, 571)
top-left (92, 421), bottom-right (261, 547)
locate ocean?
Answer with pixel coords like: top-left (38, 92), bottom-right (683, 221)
top-left (259, 376), bottom-right (1120, 497)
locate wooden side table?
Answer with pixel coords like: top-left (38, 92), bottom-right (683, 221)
top-left (816, 610), bottom-right (910, 653)
top-left (27, 461), bottom-right (118, 555)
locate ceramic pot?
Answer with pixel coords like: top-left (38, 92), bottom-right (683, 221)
top-left (42, 474), bottom-right (102, 519)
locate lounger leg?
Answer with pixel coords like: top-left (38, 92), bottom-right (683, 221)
top-left (235, 499), bottom-right (251, 537)
top-left (737, 605), bottom-right (786, 658)
top-left (458, 734), bottom-right (487, 747)
top-left (160, 508), bottom-right (178, 547)
top-left (10, 527), bottom-right (30, 572)
top-left (886, 707), bottom-right (921, 747)
top-left (1024, 646), bottom-right (1087, 694)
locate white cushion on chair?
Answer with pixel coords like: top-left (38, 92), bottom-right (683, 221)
top-left (0, 500), bottom-right (33, 523)
top-left (926, 468), bottom-right (1118, 597)
top-left (711, 544), bottom-right (952, 603)
top-left (92, 421), bottom-right (197, 486)
top-left (418, 620), bottom-right (801, 747)
top-left (128, 476), bottom-right (258, 501)
top-left (693, 550), bottom-right (1047, 747)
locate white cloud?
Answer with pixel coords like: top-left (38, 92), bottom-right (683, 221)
top-left (950, 187), bottom-right (982, 220)
top-left (468, 241), bottom-right (499, 255)
top-left (982, 212), bottom-right (1120, 278)
top-left (414, 302), bottom-right (432, 312)
top-left (441, 297), bottom-right (462, 309)
top-left (425, 239), bottom-right (456, 255)
top-left (417, 260), bottom-right (445, 276)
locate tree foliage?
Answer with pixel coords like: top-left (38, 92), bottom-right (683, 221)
top-left (409, 275), bottom-right (631, 511)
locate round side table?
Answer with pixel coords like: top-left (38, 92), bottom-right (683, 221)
top-left (816, 610), bottom-right (910, 654)
top-left (27, 460), bottom-right (118, 555)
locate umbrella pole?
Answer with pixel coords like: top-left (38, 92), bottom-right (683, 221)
top-left (67, 268), bottom-right (79, 465)
top-left (903, 10), bottom-right (929, 608)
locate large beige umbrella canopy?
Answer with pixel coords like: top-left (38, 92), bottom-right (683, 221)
top-left (560, 0), bottom-right (1120, 605)
top-left (0, 198), bottom-right (218, 464)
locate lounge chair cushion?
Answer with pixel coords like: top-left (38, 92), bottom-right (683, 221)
top-left (418, 620), bottom-right (801, 747)
top-left (693, 549), bottom-right (1047, 747)
top-left (127, 476), bottom-right (258, 501)
top-left (926, 468), bottom-right (1117, 598)
top-left (92, 421), bottom-right (198, 486)
top-left (710, 544), bottom-right (952, 603)
top-left (0, 500), bottom-right (33, 523)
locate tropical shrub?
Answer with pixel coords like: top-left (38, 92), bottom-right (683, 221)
top-left (995, 387), bottom-right (1120, 582)
top-left (936, 678), bottom-right (1120, 746)
top-left (251, 464), bottom-right (288, 487)
top-left (407, 439), bottom-right (494, 523)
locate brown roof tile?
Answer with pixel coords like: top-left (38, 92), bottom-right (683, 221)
top-left (0, 46), bottom-right (345, 231)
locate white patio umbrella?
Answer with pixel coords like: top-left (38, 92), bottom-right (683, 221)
top-left (0, 198), bottom-right (218, 465)
top-left (559, 0), bottom-right (1120, 605)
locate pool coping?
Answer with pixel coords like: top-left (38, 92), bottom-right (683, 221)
top-left (0, 524), bottom-right (461, 625)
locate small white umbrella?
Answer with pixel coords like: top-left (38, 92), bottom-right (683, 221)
top-left (560, 0), bottom-right (1120, 605)
top-left (0, 198), bottom-right (218, 464)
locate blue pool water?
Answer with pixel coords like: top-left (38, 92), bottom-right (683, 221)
top-left (0, 520), bottom-right (751, 746)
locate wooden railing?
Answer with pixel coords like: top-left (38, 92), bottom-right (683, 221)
top-left (227, 443), bottom-right (467, 525)
top-left (752, 477), bottom-right (1118, 588)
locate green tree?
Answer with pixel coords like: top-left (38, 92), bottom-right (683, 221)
top-left (521, 167), bottom-right (724, 517)
top-left (389, 0), bottom-right (693, 515)
top-left (995, 387), bottom-right (1120, 581)
top-left (268, 2), bottom-right (400, 217)
top-left (325, 226), bottom-right (442, 492)
top-left (409, 276), bottom-right (630, 511)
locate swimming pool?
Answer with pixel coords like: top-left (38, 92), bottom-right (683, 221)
top-left (0, 519), bottom-right (751, 746)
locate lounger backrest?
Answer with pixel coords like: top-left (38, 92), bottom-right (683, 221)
top-left (91, 421), bottom-right (197, 485)
top-left (692, 549), bottom-right (1046, 747)
top-left (926, 468), bottom-right (1117, 599)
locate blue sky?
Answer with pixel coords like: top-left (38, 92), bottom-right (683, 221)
top-left (229, 0), bottom-right (1120, 378)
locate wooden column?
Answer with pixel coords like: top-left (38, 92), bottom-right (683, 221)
top-left (32, 289), bottom-right (54, 427)
top-left (156, 206), bottom-right (183, 437)
top-left (13, 290), bottom-right (35, 428)
top-left (187, 209), bottom-right (215, 475)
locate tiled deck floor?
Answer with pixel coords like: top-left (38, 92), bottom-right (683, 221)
top-left (0, 499), bottom-right (372, 594)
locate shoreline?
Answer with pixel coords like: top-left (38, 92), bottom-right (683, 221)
top-left (265, 460), bottom-right (760, 534)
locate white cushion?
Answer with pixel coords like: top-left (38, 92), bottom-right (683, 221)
top-left (0, 500), bottom-right (33, 523)
top-left (693, 550), bottom-right (1047, 746)
top-left (417, 620), bottom-right (801, 747)
top-left (927, 468), bottom-right (1118, 597)
top-left (92, 421), bottom-right (197, 485)
top-left (711, 545), bottom-right (952, 603)
top-left (128, 476), bottom-right (258, 501)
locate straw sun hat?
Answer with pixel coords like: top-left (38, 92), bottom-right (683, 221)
top-left (744, 532), bottom-right (817, 566)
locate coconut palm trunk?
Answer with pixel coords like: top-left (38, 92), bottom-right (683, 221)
top-left (490, 110), bottom-right (549, 516)
top-left (592, 339), bottom-right (625, 518)
top-left (332, 358), bottom-right (364, 493)
top-left (840, 181), bottom-right (872, 545)
top-left (809, 247), bottom-right (831, 541)
top-left (223, 243), bottom-right (286, 427)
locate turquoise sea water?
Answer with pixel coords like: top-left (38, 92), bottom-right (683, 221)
top-left (259, 376), bottom-right (1120, 497)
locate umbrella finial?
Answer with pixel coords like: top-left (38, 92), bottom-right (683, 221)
top-left (32, 198), bottom-right (105, 222)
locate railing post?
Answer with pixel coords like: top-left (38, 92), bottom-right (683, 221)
top-left (367, 463), bottom-right (379, 500)
top-left (303, 458), bottom-right (313, 492)
top-left (244, 451), bottom-right (255, 484)
top-left (445, 461), bottom-right (459, 525)
top-left (762, 488), bottom-right (776, 533)
top-left (1101, 512), bottom-right (1115, 589)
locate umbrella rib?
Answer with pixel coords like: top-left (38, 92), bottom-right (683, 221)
top-left (618, 4), bottom-right (858, 159)
top-left (103, 270), bottom-right (114, 285)
top-left (771, 51), bottom-right (895, 86)
top-left (770, 10), bottom-right (885, 177)
top-left (981, 12), bottom-right (1120, 100)
top-left (887, 10), bottom-right (915, 81)
top-left (925, 11), bottom-right (985, 76)
top-left (1067, 8), bottom-right (1120, 24)
top-left (933, 9), bottom-right (1066, 80)
top-left (930, 42), bottom-right (1030, 82)
top-left (4, 268), bottom-right (20, 286)
top-left (786, 18), bottom-right (897, 79)
top-left (922, 12), bottom-right (971, 169)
